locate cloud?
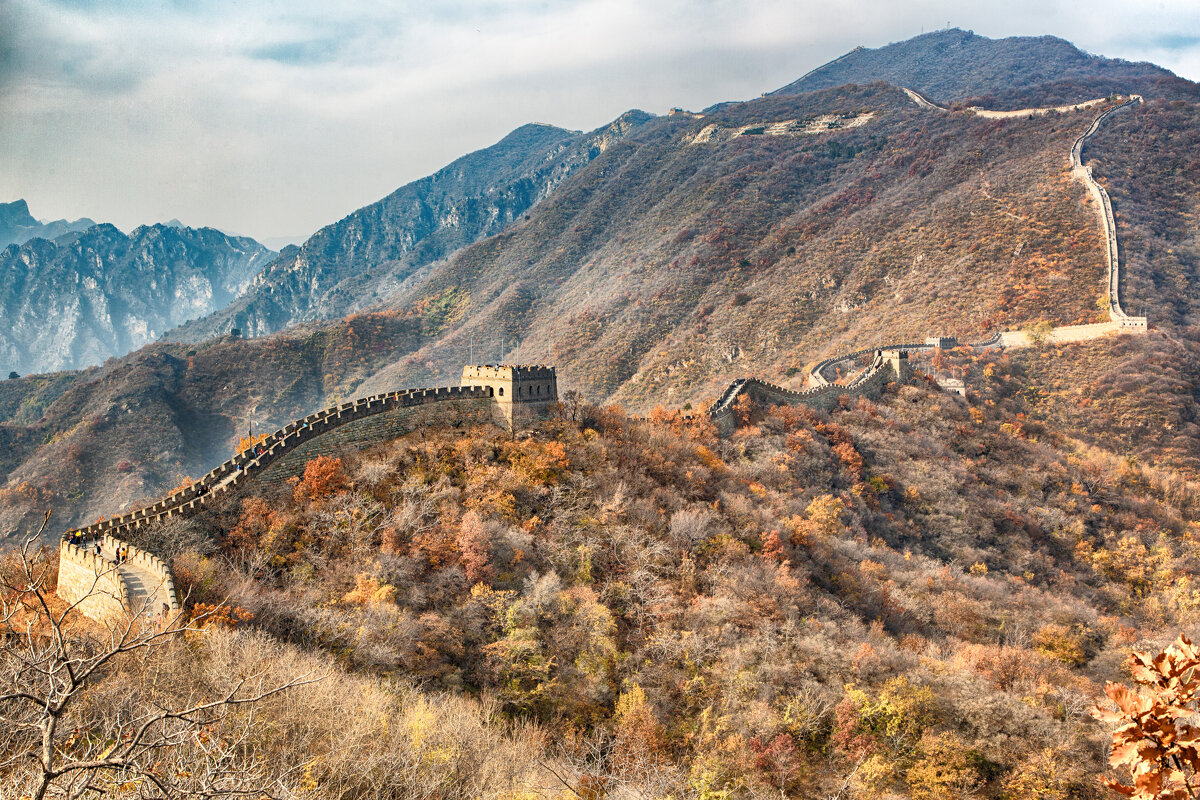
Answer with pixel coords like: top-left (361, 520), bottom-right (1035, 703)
top-left (0, 0), bottom-right (1197, 240)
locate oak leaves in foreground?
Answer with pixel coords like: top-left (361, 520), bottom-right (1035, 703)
top-left (1094, 634), bottom-right (1200, 799)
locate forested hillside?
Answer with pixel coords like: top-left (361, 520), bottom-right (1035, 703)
top-left (78, 374), bottom-right (1200, 797)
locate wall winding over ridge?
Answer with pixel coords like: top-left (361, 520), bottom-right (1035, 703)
top-left (707, 92), bottom-right (1150, 432)
top-left (57, 383), bottom-right (498, 623)
top-left (58, 92), bottom-right (1151, 625)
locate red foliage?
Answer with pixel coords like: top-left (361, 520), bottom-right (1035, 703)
top-left (750, 733), bottom-right (804, 790)
top-left (293, 455), bottom-right (345, 503)
top-left (760, 529), bottom-right (786, 563)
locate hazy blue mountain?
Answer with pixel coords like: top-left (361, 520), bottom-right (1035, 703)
top-left (1, 224), bottom-right (275, 374)
top-left (0, 199), bottom-right (96, 248)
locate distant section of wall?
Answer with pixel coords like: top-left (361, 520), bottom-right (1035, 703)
top-left (1000, 321), bottom-right (1129, 347)
top-left (1068, 95), bottom-right (1147, 329)
top-left (57, 541), bottom-right (129, 627)
top-left (710, 349), bottom-right (913, 435)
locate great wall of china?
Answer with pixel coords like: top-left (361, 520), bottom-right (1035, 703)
top-left (56, 92), bottom-right (1150, 624)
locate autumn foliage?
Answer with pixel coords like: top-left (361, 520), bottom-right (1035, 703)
top-left (291, 455), bottom-right (345, 503)
top-left (1093, 635), bottom-right (1200, 799)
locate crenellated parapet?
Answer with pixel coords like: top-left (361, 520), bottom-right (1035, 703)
top-left (707, 348), bottom-right (916, 435)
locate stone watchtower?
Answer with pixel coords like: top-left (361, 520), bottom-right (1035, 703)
top-left (461, 365), bottom-right (558, 429)
top-left (879, 349), bottom-right (912, 384)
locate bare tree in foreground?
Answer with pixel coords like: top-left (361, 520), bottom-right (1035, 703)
top-left (1, 514), bottom-right (318, 799)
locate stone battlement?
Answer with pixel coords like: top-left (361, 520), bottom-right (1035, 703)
top-left (461, 364), bottom-right (557, 381)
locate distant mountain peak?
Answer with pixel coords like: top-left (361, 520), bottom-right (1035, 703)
top-left (0, 221), bottom-right (276, 374)
top-left (0, 199), bottom-right (98, 248)
top-left (1, 199), bottom-right (35, 226)
top-left (773, 28), bottom-right (1183, 108)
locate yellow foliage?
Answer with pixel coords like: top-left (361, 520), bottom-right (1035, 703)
top-left (1000, 747), bottom-right (1079, 799)
top-left (906, 732), bottom-right (983, 800)
top-left (805, 494), bottom-right (846, 538)
top-left (342, 573), bottom-right (397, 606)
top-left (236, 432), bottom-right (270, 453)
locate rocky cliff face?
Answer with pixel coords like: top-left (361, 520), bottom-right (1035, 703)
top-left (0, 199), bottom-right (96, 248)
top-left (0, 224), bottom-right (274, 374)
top-left (167, 112), bottom-right (653, 342)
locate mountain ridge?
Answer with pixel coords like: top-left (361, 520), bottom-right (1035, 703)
top-left (772, 28), bottom-right (1189, 107)
top-left (165, 111), bottom-right (653, 343)
top-left (0, 199), bottom-right (97, 248)
top-left (1, 223), bottom-right (275, 374)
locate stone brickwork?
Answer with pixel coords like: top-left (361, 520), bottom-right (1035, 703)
top-left (57, 540), bottom-right (130, 627)
top-left (257, 395), bottom-right (493, 481)
top-left (461, 365), bottom-right (558, 428)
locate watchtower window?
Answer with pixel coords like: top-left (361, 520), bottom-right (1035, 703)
top-left (536, 385), bottom-right (541, 395)
top-left (499, 387), bottom-right (505, 397)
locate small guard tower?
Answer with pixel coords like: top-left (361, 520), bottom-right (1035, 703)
top-left (880, 349), bottom-right (912, 383)
top-left (461, 365), bottom-right (558, 429)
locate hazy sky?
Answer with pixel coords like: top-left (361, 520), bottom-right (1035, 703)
top-left (2, 1), bottom-right (1198, 244)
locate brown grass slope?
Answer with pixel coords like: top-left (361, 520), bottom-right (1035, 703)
top-left (366, 83), bottom-right (1108, 407)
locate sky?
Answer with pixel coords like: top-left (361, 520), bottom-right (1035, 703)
top-left (2, 1), bottom-right (1198, 246)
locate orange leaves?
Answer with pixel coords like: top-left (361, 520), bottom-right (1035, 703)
top-left (1093, 634), bottom-right (1200, 799)
top-left (502, 438), bottom-right (569, 486)
top-left (341, 574), bottom-right (396, 606)
top-left (167, 475), bottom-right (197, 494)
top-left (292, 455), bottom-right (346, 503)
top-left (229, 496), bottom-right (275, 551)
top-left (191, 603), bottom-right (254, 629)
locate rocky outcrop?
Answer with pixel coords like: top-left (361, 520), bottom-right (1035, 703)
top-left (0, 224), bottom-right (274, 374)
